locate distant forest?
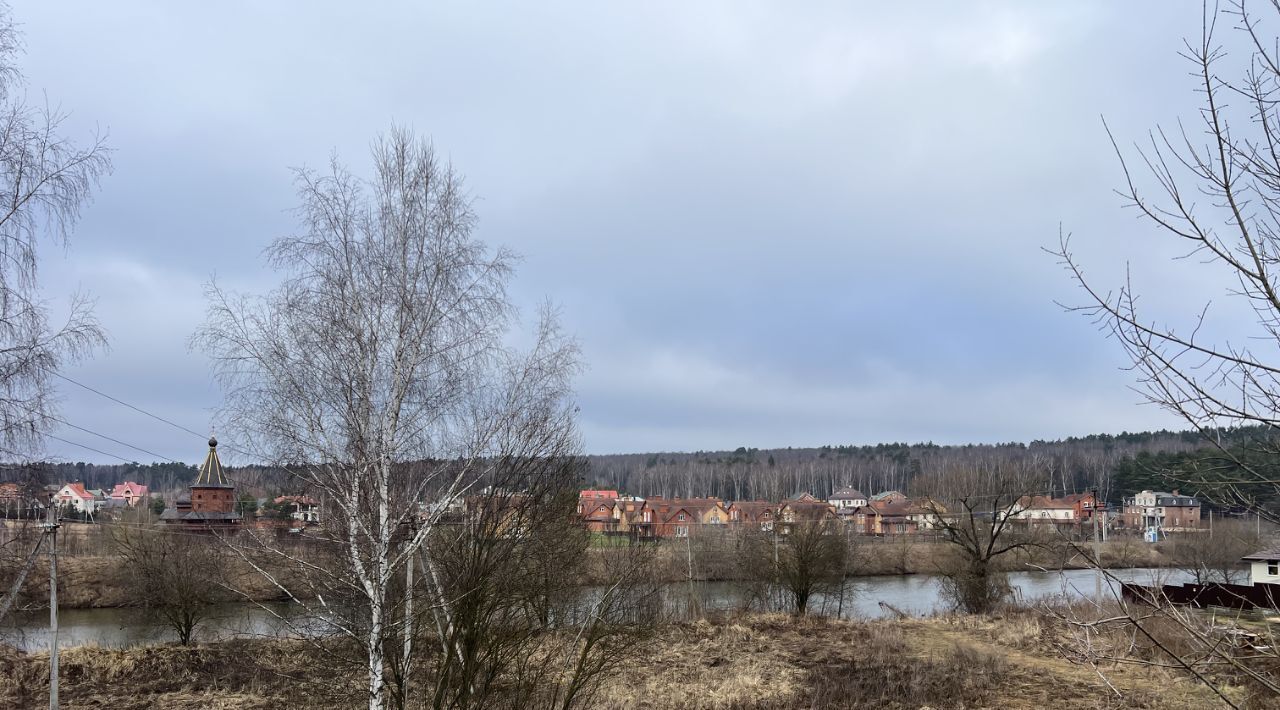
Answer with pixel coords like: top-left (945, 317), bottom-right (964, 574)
top-left (6, 427), bottom-right (1276, 510)
top-left (582, 428), bottom-right (1277, 509)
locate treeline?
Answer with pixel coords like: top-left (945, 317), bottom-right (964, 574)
top-left (35, 461), bottom-right (198, 495)
top-left (582, 427), bottom-right (1271, 507)
top-left (3, 426), bottom-right (1274, 509)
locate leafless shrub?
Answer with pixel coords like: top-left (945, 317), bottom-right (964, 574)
top-left (917, 463), bottom-right (1048, 614)
top-left (110, 525), bottom-right (231, 645)
top-left (736, 519), bottom-right (846, 616)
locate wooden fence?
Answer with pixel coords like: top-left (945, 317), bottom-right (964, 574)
top-left (1121, 581), bottom-right (1280, 611)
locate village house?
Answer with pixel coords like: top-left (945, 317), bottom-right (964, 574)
top-left (827, 487), bottom-right (867, 510)
top-left (1008, 495), bottom-right (1077, 524)
top-left (870, 490), bottom-right (908, 505)
top-left (1062, 492), bottom-right (1100, 522)
top-left (777, 493), bottom-right (837, 535)
top-left (577, 489), bottom-right (620, 532)
top-left (857, 499), bottom-right (918, 535)
top-left (1121, 490), bottom-right (1201, 533)
top-left (643, 496), bottom-right (729, 538)
top-left (612, 497), bottom-right (647, 537)
top-left (579, 493), bottom-right (619, 533)
top-left (273, 495), bottom-right (320, 530)
top-left (109, 480), bottom-right (150, 507)
top-left (53, 482), bottom-right (103, 515)
top-left (727, 500), bottom-right (778, 532)
top-left (1244, 546), bottom-right (1280, 585)
top-left (906, 497), bottom-right (947, 531)
top-left (159, 437), bottom-right (242, 530)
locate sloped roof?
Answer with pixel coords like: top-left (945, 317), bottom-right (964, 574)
top-left (728, 501), bottom-right (777, 521)
top-left (868, 500), bottom-right (916, 516)
top-left (1243, 546), bottom-right (1280, 562)
top-left (160, 509), bottom-right (242, 522)
top-left (830, 487), bottom-right (867, 500)
top-left (1015, 495), bottom-right (1075, 511)
top-left (58, 482), bottom-right (94, 500)
top-left (274, 495), bottom-right (318, 506)
top-left (582, 499), bottom-right (617, 522)
top-left (871, 491), bottom-right (906, 502)
top-left (111, 481), bottom-right (149, 498)
top-left (194, 437), bottom-right (233, 488)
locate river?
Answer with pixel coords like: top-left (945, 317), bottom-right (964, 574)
top-left (0, 567), bottom-right (1194, 652)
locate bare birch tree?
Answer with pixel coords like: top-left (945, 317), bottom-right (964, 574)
top-left (0, 4), bottom-right (109, 459)
top-left (195, 127), bottom-right (581, 710)
top-left (1055, 0), bottom-right (1280, 522)
top-left (0, 1), bottom-right (109, 625)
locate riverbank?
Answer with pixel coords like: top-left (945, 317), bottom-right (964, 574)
top-left (0, 611), bottom-right (1251, 709)
top-left (6, 536), bottom-right (1180, 611)
top-left (642, 536), bottom-right (1176, 585)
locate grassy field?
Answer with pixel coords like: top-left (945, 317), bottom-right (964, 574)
top-left (2, 609), bottom-right (1268, 709)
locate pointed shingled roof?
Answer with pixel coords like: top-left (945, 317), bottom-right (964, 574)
top-left (194, 437), bottom-right (232, 487)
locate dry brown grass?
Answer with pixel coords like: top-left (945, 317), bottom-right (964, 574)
top-left (0, 638), bottom-right (359, 709)
top-left (0, 610), bottom-right (1247, 709)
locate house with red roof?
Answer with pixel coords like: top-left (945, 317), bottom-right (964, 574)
top-left (110, 480), bottom-right (150, 507)
top-left (579, 494), bottom-right (619, 533)
top-left (54, 482), bottom-right (102, 515)
top-left (643, 496), bottom-right (729, 538)
top-left (777, 493), bottom-right (837, 535)
top-left (727, 500), bottom-right (778, 532)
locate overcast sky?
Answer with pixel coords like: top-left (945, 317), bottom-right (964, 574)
top-left (10, 1), bottom-right (1245, 464)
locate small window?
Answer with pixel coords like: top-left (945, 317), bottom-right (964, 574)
top-left (1269, 561), bottom-right (1278, 576)
top-left (677, 513), bottom-right (685, 521)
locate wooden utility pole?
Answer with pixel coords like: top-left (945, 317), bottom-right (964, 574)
top-left (44, 504), bottom-right (60, 710)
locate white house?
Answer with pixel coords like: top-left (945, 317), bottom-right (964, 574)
top-left (828, 487), bottom-right (867, 510)
top-left (54, 482), bottom-right (103, 514)
top-left (1006, 495), bottom-right (1076, 523)
top-left (1244, 546), bottom-right (1280, 585)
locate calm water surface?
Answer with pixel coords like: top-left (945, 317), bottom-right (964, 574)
top-left (0, 567), bottom-right (1193, 652)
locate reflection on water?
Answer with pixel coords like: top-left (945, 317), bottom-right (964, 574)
top-left (0, 567), bottom-right (1194, 652)
top-left (0, 602), bottom-right (318, 652)
top-left (671, 566), bottom-right (1195, 619)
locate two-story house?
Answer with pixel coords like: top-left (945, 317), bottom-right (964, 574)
top-left (1122, 490), bottom-right (1201, 533)
top-left (54, 482), bottom-right (102, 515)
top-left (110, 481), bottom-right (150, 507)
top-left (727, 500), bottom-right (778, 532)
top-left (828, 487), bottom-right (868, 510)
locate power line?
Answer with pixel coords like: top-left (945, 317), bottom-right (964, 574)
top-left (49, 416), bottom-right (181, 464)
top-left (45, 369), bottom-right (207, 441)
top-left (44, 434), bottom-right (137, 465)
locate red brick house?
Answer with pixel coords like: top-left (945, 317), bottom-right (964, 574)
top-left (777, 494), bottom-right (837, 535)
top-left (579, 495), bottom-right (618, 533)
top-left (644, 497), bottom-right (729, 538)
top-left (859, 499), bottom-right (919, 535)
top-left (727, 500), bottom-right (778, 531)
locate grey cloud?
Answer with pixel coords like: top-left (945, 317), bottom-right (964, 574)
top-left (8, 1), bottom-right (1227, 462)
